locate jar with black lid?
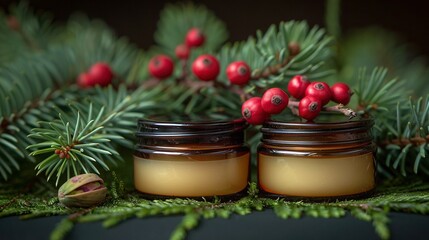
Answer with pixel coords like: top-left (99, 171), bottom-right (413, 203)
top-left (134, 117), bottom-right (250, 198)
top-left (258, 118), bottom-right (376, 200)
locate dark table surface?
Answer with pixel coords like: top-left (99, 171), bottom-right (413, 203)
top-left (1, 210), bottom-right (429, 240)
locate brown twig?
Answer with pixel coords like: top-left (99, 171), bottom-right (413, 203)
top-left (178, 59), bottom-right (188, 81)
top-left (141, 78), bottom-right (162, 89)
top-left (323, 104), bottom-right (357, 119)
top-left (251, 48), bottom-right (296, 81)
top-left (379, 136), bottom-right (429, 148)
top-left (288, 100), bottom-right (357, 119)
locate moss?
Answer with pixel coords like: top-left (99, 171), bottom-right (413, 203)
top-left (1, 177), bottom-right (428, 240)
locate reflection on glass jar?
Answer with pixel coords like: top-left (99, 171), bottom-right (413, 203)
top-left (257, 118), bottom-right (376, 199)
top-left (134, 118), bottom-right (249, 198)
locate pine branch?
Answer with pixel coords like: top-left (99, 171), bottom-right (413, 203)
top-left (170, 213), bottom-right (200, 240)
top-left (216, 21), bottom-right (335, 95)
top-left (50, 218), bottom-right (74, 240)
top-left (354, 67), bottom-right (429, 177)
top-left (377, 97), bottom-right (429, 176)
top-left (0, 11), bottom-right (143, 181)
top-left (28, 110), bottom-right (116, 186)
top-left (355, 67), bottom-right (408, 115)
top-left (0, 47), bottom-right (79, 181)
top-left (27, 85), bottom-right (163, 185)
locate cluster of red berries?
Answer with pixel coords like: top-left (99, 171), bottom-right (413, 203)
top-left (149, 27), bottom-right (205, 79)
top-left (242, 88), bottom-right (289, 125)
top-left (147, 27), bottom-right (352, 125)
top-left (242, 75), bottom-right (352, 124)
top-left (77, 62), bottom-right (114, 88)
top-left (148, 27), bottom-right (252, 85)
top-left (55, 146), bottom-right (72, 159)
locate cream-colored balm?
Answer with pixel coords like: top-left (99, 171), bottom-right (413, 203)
top-left (134, 118), bottom-right (249, 198)
top-left (257, 118), bottom-right (376, 199)
top-left (134, 153), bottom-right (249, 197)
top-left (258, 153), bottom-right (375, 197)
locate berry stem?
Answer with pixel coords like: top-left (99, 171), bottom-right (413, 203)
top-left (323, 104), bottom-right (357, 119)
top-left (380, 135), bottom-right (429, 148)
top-left (288, 100), bottom-right (300, 107)
top-left (251, 53), bottom-right (295, 80)
top-left (214, 81), bottom-right (252, 100)
top-left (288, 100), bottom-right (357, 119)
top-left (179, 59), bottom-right (188, 80)
top-left (287, 102), bottom-right (300, 116)
top-left (142, 78), bottom-right (162, 89)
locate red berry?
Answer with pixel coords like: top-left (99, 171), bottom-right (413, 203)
top-left (59, 152), bottom-right (65, 159)
top-left (77, 73), bottom-right (94, 88)
top-left (226, 61), bottom-right (251, 85)
top-left (88, 62), bottom-right (114, 87)
top-left (7, 16), bottom-right (20, 31)
top-left (192, 54), bottom-right (220, 81)
top-left (175, 44), bottom-right (190, 59)
top-left (261, 88), bottom-right (289, 114)
top-left (55, 149), bottom-right (61, 155)
top-left (305, 82), bottom-right (332, 106)
top-left (241, 97), bottom-right (269, 125)
top-left (148, 55), bottom-right (174, 79)
top-left (299, 96), bottom-right (322, 121)
top-left (65, 154), bottom-right (71, 159)
top-left (288, 75), bottom-right (310, 99)
top-left (185, 28), bottom-right (205, 47)
top-left (331, 82), bottom-right (352, 105)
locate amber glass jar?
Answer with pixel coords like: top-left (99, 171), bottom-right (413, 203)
top-left (257, 118), bottom-right (376, 199)
top-left (134, 117), bottom-right (249, 198)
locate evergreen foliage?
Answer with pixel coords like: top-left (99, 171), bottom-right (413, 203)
top-left (0, 3), bottom-right (146, 181)
top-left (27, 85), bottom-right (162, 185)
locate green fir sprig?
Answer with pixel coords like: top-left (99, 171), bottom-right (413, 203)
top-left (354, 67), bottom-right (429, 177)
top-left (354, 67), bottom-right (408, 115)
top-left (27, 85), bottom-right (162, 185)
top-left (28, 110), bottom-right (118, 186)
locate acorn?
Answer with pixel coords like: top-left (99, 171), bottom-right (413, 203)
top-left (58, 173), bottom-right (107, 208)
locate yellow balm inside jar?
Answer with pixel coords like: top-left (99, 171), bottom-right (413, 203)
top-left (258, 119), bottom-right (376, 199)
top-left (134, 118), bottom-right (249, 198)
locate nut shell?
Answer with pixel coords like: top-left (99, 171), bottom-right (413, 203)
top-left (58, 173), bottom-right (107, 208)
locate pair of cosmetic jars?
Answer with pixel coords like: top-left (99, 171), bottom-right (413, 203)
top-left (134, 117), bottom-right (376, 199)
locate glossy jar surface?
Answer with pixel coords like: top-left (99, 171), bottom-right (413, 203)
top-left (134, 118), bottom-right (249, 198)
top-left (257, 118), bottom-right (376, 199)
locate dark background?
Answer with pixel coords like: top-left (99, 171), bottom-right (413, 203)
top-left (1, 0), bottom-right (429, 57)
top-left (1, 2), bottom-right (429, 239)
